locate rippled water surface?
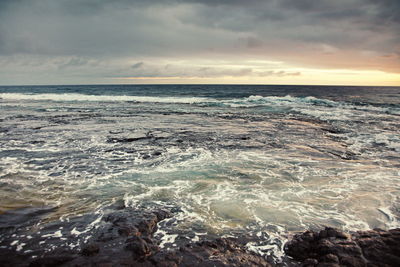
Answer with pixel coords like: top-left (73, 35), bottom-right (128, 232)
top-left (1, 84), bottom-right (399, 257)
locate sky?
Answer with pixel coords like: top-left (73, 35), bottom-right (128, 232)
top-left (0, 0), bottom-right (399, 86)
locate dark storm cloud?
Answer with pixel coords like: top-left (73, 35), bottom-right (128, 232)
top-left (1, 0), bottom-right (399, 54)
top-left (0, 0), bottom-right (399, 84)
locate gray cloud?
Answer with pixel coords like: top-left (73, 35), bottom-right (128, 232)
top-left (131, 62), bottom-right (144, 69)
top-left (57, 57), bottom-right (92, 70)
top-left (0, 0), bottom-right (399, 84)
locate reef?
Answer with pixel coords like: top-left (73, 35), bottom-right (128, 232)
top-left (0, 202), bottom-right (270, 267)
top-left (1, 202), bottom-right (400, 267)
top-left (285, 227), bottom-right (400, 267)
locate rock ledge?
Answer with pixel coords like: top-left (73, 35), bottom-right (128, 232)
top-left (285, 227), bottom-right (400, 267)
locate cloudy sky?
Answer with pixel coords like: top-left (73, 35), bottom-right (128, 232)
top-left (0, 0), bottom-right (399, 85)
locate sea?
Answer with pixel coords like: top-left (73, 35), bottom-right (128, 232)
top-left (1, 84), bottom-right (400, 260)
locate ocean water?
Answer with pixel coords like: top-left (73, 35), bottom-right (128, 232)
top-left (1, 84), bottom-right (400, 258)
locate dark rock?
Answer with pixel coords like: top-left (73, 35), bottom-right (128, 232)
top-left (301, 230), bottom-right (316, 241)
top-left (107, 136), bottom-right (148, 143)
top-left (8, 203), bottom-right (400, 267)
top-left (316, 263), bottom-right (340, 267)
top-left (125, 236), bottom-right (152, 258)
top-left (0, 206), bottom-right (57, 233)
top-left (152, 238), bottom-right (271, 267)
top-left (303, 258), bottom-right (318, 266)
top-left (117, 224), bottom-right (140, 236)
top-left (285, 227), bottom-right (400, 267)
top-left (338, 255), bottom-right (365, 267)
top-left (0, 204), bottom-right (271, 267)
top-left (153, 151), bottom-right (162, 156)
top-left (320, 254), bottom-right (339, 263)
top-left (111, 199), bottom-right (126, 210)
top-left (81, 243), bottom-right (100, 256)
top-left (321, 127), bottom-right (345, 134)
top-left (154, 210), bottom-right (171, 221)
top-left (30, 254), bottom-right (76, 267)
top-left (0, 205), bottom-right (172, 267)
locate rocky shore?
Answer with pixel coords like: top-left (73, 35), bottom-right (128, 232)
top-left (285, 227), bottom-right (400, 267)
top-left (0, 203), bottom-right (399, 267)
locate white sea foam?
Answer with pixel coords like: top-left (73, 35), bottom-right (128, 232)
top-left (221, 94), bottom-right (339, 108)
top-left (156, 228), bottom-right (178, 249)
top-left (0, 92), bottom-right (341, 107)
top-left (0, 93), bottom-right (214, 104)
top-left (42, 230), bottom-right (63, 238)
top-left (71, 227), bottom-right (87, 236)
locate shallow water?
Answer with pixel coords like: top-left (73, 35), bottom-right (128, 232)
top-left (0, 84), bottom-right (399, 259)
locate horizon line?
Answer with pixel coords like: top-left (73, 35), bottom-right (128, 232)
top-left (0, 83), bottom-right (399, 87)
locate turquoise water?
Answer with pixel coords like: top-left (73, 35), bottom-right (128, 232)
top-left (0, 84), bottom-right (399, 258)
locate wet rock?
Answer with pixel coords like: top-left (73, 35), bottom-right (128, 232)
top-left (107, 136), bottom-right (148, 143)
top-left (285, 227), bottom-right (400, 267)
top-left (328, 150), bottom-right (358, 160)
top-left (154, 210), bottom-right (170, 221)
top-left (0, 205), bottom-right (172, 267)
top-left (81, 243), bottom-right (100, 256)
top-left (0, 204), bottom-right (271, 267)
top-left (321, 127), bottom-right (345, 134)
top-left (152, 238), bottom-right (271, 267)
top-left (303, 258), bottom-right (318, 266)
top-left (30, 254), bottom-right (76, 267)
top-left (153, 151), bottom-right (162, 156)
top-left (107, 131), bottom-right (168, 144)
top-left (9, 203), bottom-right (400, 267)
top-left (321, 254), bottom-right (339, 263)
top-left (0, 206), bottom-right (57, 234)
top-left (126, 236), bottom-right (150, 255)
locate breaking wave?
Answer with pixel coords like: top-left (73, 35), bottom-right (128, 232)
top-left (2, 93), bottom-right (398, 117)
top-left (0, 93), bottom-right (212, 104)
top-left (0, 92), bottom-right (343, 106)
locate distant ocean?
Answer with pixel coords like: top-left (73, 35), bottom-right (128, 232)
top-left (1, 84), bottom-right (400, 259)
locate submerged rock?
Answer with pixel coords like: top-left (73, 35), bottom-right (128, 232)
top-left (285, 227), bottom-right (400, 267)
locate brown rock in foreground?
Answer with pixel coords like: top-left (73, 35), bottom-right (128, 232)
top-left (151, 238), bottom-right (271, 267)
top-left (284, 227), bottom-right (400, 267)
